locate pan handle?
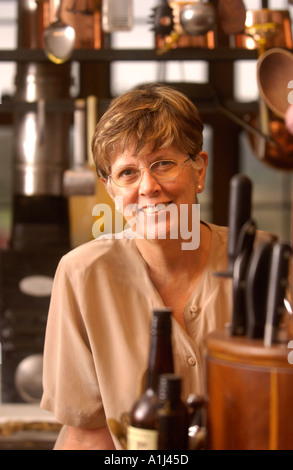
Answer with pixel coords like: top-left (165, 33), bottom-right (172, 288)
top-left (216, 98), bottom-right (279, 148)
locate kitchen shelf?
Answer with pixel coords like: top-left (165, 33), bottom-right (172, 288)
top-left (0, 96), bottom-right (258, 115)
top-left (0, 47), bottom-right (259, 63)
top-left (0, 45), bottom-right (272, 226)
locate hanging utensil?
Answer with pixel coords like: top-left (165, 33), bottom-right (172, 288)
top-left (63, 99), bottom-right (96, 196)
top-left (149, 0), bottom-right (175, 37)
top-left (218, 0), bottom-right (246, 35)
top-left (242, 7), bottom-right (293, 168)
top-left (179, 0), bottom-right (216, 36)
top-left (252, 47), bottom-right (293, 170)
top-left (102, 0), bottom-right (133, 33)
top-left (43, 0), bottom-right (76, 64)
top-left (67, 0), bottom-right (93, 15)
top-left (258, 48), bottom-right (293, 121)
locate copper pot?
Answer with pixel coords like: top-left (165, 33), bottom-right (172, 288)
top-left (235, 9), bottom-right (293, 50)
top-left (248, 47), bottom-right (293, 170)
top-left (248, 113), bottom-right (293, 171)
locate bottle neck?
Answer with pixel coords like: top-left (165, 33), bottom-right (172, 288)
top-left (146, 333), bottom-right (174, 391)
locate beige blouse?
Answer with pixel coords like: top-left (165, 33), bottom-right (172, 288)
top-left (41, 222), bottom-right (233, 449)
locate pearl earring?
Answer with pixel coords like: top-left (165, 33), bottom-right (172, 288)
top-left (197, 184), bottom-right (202, 192)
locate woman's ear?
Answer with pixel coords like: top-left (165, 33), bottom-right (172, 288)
top-left (196, 151), bottom-right (208, 193)
top-left (100, 178), bottom-right (124, 213)
top-left (101, 178), bottom-right (114, 199)
top-left (101, 179), bottom-right (125, 214)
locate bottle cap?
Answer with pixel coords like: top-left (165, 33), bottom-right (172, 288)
top-left (151, 308), bottom-right (172, 335)
top-left (158, 373), bottom-right (182, 401)
top-left (152, 307), bottom-right (172, 316)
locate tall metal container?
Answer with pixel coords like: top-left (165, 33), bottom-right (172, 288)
top-left (0, 1), bottom-right (71, 405)
top-left (13, 0), bottom-right (71, 197)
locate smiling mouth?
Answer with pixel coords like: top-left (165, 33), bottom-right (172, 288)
top-left (140, 202), bottom-right (172, 214)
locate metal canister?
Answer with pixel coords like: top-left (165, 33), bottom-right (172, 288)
top-left (13, 0), bottom-right (71, 196)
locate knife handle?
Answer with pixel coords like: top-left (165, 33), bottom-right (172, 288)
top-left (231, 220), bottom-right (256, 336)
top-left (232, 251), bottom-right (249, 336)
top-left (264, 243), bottom-right (292, 347)
top-left (227, 174), bottom-right (252, 273)
top-left (246, 242), bottom-right (274, 339)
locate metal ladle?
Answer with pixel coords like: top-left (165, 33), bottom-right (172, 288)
top-left (43, 0), bottom-right (76, 64)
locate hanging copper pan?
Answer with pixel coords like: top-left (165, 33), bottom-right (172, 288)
top-left (234, 9), bottom-right (293, 170)
top-left (248, 113), bottom-right (293, 170)
top-left (252, 47), bottom-right (293, 170)
top-left (257, 47), bottom-right (293, 120)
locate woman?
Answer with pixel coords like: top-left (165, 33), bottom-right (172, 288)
top-left (41, 83), bottom-right (233, 449)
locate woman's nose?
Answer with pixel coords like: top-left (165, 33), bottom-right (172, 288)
top-left (138, 168), bottom-right (161, 195)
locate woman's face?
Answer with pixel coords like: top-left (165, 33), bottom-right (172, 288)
top-left (105, 146), bottom-right (208, 242)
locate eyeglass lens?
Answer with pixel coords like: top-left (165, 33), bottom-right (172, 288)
top-left (111, 160), bottom-right (181, 187)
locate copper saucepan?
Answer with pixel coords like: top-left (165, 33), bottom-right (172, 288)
top-left (236, 9), bottom-right (293, 50)
top-left (236, 10), bottom-right (293, 170)
top-left (253, 47), bottom-right (293, 170)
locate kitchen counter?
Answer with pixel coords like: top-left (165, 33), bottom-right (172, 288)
top-left (0, 404), bottom-right (61, 450)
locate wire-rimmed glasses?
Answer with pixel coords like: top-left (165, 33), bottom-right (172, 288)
top-left (108, 156), bottom-right (193, 189)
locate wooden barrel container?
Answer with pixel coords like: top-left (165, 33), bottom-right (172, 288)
top-left (205, 330), bottom-right (293, 450)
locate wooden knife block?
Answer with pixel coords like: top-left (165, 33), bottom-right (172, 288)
top-left (205, 330), bottom-right (293, 450)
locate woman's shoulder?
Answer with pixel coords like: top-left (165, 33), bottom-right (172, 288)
top-left (203, 220), bottom-right (276, 246)
top-left (59, 232), bottom-right (137, 273)
top-left (203, 221), bottom-right (229, 244)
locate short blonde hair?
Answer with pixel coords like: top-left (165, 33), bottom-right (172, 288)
top-left (92, 83), bottom-right (204, 178)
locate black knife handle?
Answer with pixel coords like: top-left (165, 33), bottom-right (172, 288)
top-left (231, 220), bottom-right (256, 336)
top-left (227, 174), bottom-right (252, 273)
top-left (232, 251), bottom-right (249, 336)
top-left (246, 241), bottom-right (274, 339)
top-left (264, 243), bottom-right (292, 347)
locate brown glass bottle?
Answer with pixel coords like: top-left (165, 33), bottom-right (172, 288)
top-left (157, 374), bottom-right (189, 450)
top-left (127, 307), bottom-right (174, 450)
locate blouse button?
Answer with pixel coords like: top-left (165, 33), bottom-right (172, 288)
top-left (189, 305), bottom-right (199, 317)
top-left (187, 356), bottom-right (196, 366)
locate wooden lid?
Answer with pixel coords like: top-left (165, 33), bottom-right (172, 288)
top-left (205, 330), bottom-right (292, 369)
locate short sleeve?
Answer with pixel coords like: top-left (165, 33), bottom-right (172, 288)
top-left (40, 256), bottom-right (106, 429)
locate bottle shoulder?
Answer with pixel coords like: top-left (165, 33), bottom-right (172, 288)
top-left (130, 388), bottom-right (158, 429)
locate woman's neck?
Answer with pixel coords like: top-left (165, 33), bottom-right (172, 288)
top-left (135, 222), bottom-right (212, 277)
top-left (135, 223), bottom-right (212, 331)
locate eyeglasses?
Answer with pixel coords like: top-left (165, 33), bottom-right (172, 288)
top-left (108, 156), bottom-right (193, 189)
